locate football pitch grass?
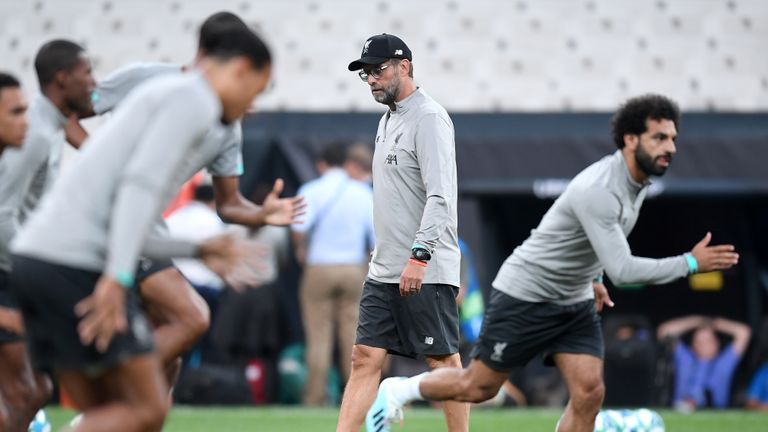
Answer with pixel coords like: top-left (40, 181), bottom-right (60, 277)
top-left (46, 406), bottom-right (767, 431)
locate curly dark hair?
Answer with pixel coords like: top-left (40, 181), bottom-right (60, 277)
top-left (611, 94), bottom-right (680, 149)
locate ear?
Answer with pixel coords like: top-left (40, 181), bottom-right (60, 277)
top-left (623, 133), bottom-right (638, 150)
top-left (398, 59), bottom-right (409, 77)
top-left (54, 69), bottom-right (69, 88)
top-left (233, 57), bottom-right (249, 77)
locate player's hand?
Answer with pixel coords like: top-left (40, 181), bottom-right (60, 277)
top-left (0, 306), bottom-right (24, 335)
top-left (399, 260), bottom-right (426, 296)
top-left (690, 232), bottom-right (739, 273)
top-left (593, 282), bottom-right (614, 313)
top-left (199, 234), bottom-right (244, 276)
top-left (75, 276), bottom-right (127, 352)
top-left (262, 179), bottom-right (306, 226)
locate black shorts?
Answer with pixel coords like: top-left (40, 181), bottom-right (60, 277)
top-left (471, 289), bottom-right (603, 372)
top-left (0, 269), bottom-right (23, 343)
top-left (135, 257), bottom-right (175, 284)
top-left (9, 255), bottom-right (154, 374)
top-left (356, 278), bottom-right (460, 359)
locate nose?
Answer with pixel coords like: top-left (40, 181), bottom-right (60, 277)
top-left (367, 74), bottom-right (377, 86)
top-left (666, 138), bottom-right (677, 155)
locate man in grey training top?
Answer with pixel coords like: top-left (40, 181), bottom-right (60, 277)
top-left (337, 34), bottom-right (468, 432)
top-left (0, 41), bottom-right (95, 432)
top-left (367, 94), bottom-right (740, 432)
top-left (0, 72), bottom-right (30, 431)
top-left (9, 14), bottom-right (275, 431)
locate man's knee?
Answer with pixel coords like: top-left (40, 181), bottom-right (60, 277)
top-left (349, 345), bottom-right (385, 374)
top-left (425, 353), bottom-right (461, 369)
top-left (182, 299), bottom-right (210, 338)
top-left (450, 369), bottom-right (498, 403)
top-left (144, 274), bottom-right (211, 338)
top-left (572, 378), bottom-right (605, 411)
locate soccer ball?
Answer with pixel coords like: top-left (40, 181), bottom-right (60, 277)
top-left (633, 408), bottom-right (665, 432)
top-left (594, 409), bottom-right (625, 432)
top-left (27, 410), bottom-right (51, 432)
top-left (594, 409), bottom-right (665, 432)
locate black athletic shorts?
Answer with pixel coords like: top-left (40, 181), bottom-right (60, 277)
top-left (9, 255), bottom-right (154, 374)
top-left (135, 257), bottom-right (175, 284)
top-left (356, 278), bottom-right (460, 359)
top-left (0, 269), bottom-right (23, 343)
top-left (471, 289), bottom-right (603, 371)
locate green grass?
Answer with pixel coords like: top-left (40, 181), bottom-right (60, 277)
top-left (45, 406), bottom-right (767, 431)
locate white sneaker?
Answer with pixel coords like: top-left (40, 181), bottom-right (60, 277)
top-left (365, 377), bottom-right (405, 432)
top-left (27, 410), bottom-right (51, 432)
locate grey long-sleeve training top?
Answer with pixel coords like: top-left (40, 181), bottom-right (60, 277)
top-left (13, 72), bottom-right (225, 280)
top-left (493, 150), bottom-right (689, 305)
top-left (0, 94), bottom-right (67, 271)
top-left (367, 88), bottom-right (460, 287)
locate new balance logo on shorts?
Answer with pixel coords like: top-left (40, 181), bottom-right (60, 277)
top-left (138, 257), bottom-right (153, 272)
top-left (490, 342), bottom-right (507, 362)
top-left (424, 336), bottom-right (434, 345)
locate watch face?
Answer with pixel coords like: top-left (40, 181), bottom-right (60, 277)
top-left (413, 248), bottom-right (431, 261)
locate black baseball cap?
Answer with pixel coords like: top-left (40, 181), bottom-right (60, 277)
top-left (347, 34), bottom-right (412, 71)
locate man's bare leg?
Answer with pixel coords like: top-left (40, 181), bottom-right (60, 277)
top-left (364, 359), bottom-right (507, 431)
top-left (424, 354), bottom-right (469, 432)
top-left (416, 359), bottom-right (508, 403)
top-left (140, 268), bottom-right (210, 387)
top-left (0, 341), bottom-right (52, 432)
top-left (59, 354), bottom-right (167, 432)
top-left (553, 353), bottom-right (604, 432)
top-left (336, 344), bottom-right (387, 432)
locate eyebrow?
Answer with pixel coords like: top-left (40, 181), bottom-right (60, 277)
top-left (654, 132), bottom-right (676, 140)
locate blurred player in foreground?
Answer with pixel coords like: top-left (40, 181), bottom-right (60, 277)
top-left (8, 12), bottom-right (279, 432)
top-left (65, 12), bottom-right (304, 399)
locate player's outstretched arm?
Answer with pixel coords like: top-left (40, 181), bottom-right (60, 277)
top-left (572, 187), bottom-right (688, 286)
top-left (213, 176), bottom-right (305, 228)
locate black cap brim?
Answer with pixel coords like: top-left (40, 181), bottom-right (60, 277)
top-left (348, 56), bottom-right (390, 71)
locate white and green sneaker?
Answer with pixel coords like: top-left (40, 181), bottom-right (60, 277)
top-left (365, 377), bottom-right (405, 432)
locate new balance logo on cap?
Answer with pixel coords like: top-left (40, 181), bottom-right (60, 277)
top-left (348, 33), bottom-right (413, 71)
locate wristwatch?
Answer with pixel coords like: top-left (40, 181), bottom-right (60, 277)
top-left (411, 247), bottom-right (431, 263)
